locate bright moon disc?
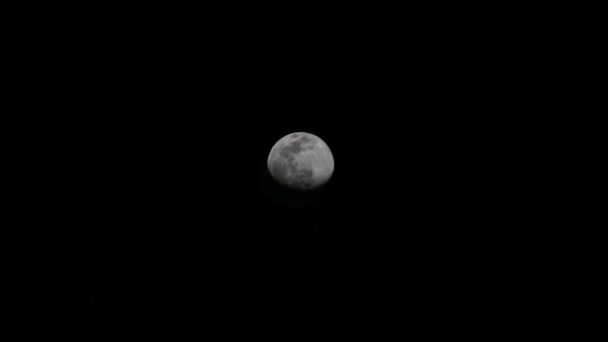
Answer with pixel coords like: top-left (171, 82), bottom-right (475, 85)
top-left (267, 132), bottom-right (334, 190)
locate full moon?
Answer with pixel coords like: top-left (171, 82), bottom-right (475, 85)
top-left (267, 132), bottom-right (334, 190)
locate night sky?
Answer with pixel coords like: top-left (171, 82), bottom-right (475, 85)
top-left (6, 7), bottom-right (603, 339)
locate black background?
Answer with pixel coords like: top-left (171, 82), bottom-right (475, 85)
top-left (4, 6), bottom-right (604, 339)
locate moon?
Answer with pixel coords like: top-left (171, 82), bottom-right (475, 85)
top-left (267, 132), bottom-right (334, 190)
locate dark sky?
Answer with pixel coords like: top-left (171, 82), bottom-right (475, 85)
top-left (5, 7), bottom-right (603, 339)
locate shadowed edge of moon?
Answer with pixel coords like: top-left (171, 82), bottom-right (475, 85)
top-left (258, 160), bottom-right (327, 208)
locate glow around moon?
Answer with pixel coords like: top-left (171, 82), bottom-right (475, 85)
top-left (267, 132), bottom-right (334, 190)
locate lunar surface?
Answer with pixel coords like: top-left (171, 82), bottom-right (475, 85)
top-left (267, 132), bottom-right (334, 190)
